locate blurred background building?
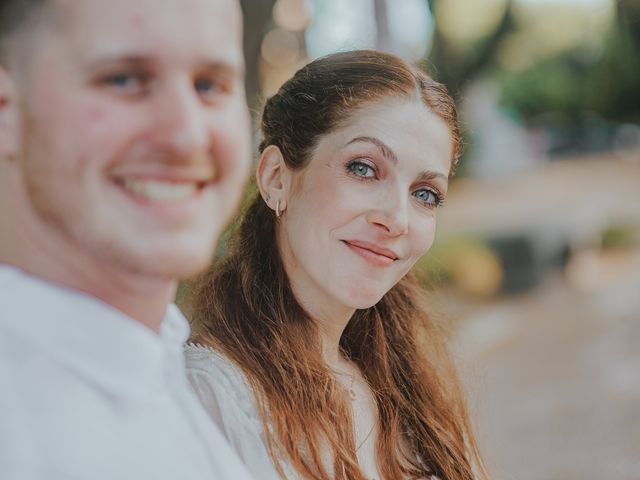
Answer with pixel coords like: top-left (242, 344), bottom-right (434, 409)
top-left (235, 1), bottom-right (640, 478)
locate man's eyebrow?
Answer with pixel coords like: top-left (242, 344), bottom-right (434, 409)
top-left (347, 136), bottom-right (398, 164)
top-left (347, 135), bottom-right (450, 182)
top-left (86, 55), bottom-right (243, 76)
top-left (199, 60), bottom-right (245, 78)
top-left (85, 55), bottom-right (154, 70)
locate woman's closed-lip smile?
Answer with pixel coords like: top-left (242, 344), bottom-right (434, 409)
top-left (342, 239), bottom-right (399, 266)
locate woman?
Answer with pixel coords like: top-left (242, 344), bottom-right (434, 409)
top-left (185, 50), bottom-right (488, 480)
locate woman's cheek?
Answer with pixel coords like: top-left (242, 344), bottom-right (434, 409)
top-left (414, 220), bottom-right (437, 257)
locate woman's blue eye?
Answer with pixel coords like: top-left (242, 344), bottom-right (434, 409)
top-left (347, 161), bottom-right (376, 178)
top-left (413, 188), bottom-right (441, 207)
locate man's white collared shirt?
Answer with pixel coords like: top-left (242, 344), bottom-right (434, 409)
top-left (0, 265), bottom-right (255, 480)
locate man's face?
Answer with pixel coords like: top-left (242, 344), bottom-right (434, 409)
top-left (6, 0), bottom-right (250, 279)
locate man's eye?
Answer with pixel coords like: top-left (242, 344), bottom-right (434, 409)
top-left (347, 160), bottom-right (376, 179)
top-left (195, 78), bottom-right (215, 93)
top-left (194, 78), bottom-right (228, 100)
top-left (102, 73), bottom-right (147, 95)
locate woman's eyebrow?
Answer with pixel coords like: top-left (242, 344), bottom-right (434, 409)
top-left (347, 136), bottom-right (449, 182)
top-left (415, 170), bottom-right (449, 185)
top-left (346, 136), bottom-right (398, 164)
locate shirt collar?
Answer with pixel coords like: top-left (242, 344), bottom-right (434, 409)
top-left (0, 265), bottom-right (190, 399)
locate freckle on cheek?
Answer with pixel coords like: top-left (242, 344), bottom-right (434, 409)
top-left (81, 107), bottom-right (110, 137)
top-left (79, 106), bottom-right (117, 144)
top-left (85, 107), bottom-right (105, 122)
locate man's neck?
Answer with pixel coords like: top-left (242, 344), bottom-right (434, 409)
top-left (0, 221), bottom-right (175, 334)
top-left (1, 253), bottom-right (177, 333)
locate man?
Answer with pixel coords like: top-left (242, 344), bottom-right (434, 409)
top-left (0, 0), bottom-right (254, 478)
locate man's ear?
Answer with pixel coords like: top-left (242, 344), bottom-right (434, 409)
top-left (0, 66), bottom-right (20, 160)
top-left (256, 145), bottom-right (292, 214)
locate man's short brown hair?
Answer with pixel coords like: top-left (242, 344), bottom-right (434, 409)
top-left (0, 0), bottom-right (50, 63)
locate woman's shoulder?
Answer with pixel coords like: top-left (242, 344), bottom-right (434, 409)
top-left (184, 342), bottom-right (244, 379)
top-left (184, 343), bottom-right (258, 420)
top-left (185, 344), bottom-right (286, 480)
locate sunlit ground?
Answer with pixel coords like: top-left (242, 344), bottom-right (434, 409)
top-left (429, 152), bottom-right (640, 480)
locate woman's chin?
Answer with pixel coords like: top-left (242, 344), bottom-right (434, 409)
top-left (341, 289), bottom-right (387, 310)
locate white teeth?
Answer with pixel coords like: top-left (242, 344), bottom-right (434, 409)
top-left (121, 178), bottom-right (199, 201)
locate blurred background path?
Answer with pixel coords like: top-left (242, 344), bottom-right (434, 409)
top-left (454, 257), bottom-right (639, 480)
top-left (439, 154), bottom-right (640, 480)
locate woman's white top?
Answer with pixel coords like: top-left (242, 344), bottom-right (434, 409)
top-left (185, 344), bottom-right (438, 480)
top-left (186, 344), bottom-right (386, 479)
top-left (185, 344), bottom-right (291, 480)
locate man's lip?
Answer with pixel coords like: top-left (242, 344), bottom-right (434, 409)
top-left (111, 174), bottom-right (213, 188)
top-left (342, 240), bottom-right (399, 260)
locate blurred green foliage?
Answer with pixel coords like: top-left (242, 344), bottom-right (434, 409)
top-left (600, 224), bottom-right (638, 249)
top-left (499, 6), bottom-right (640, 123)
top-left (415, 235), bottom-right (497, 282)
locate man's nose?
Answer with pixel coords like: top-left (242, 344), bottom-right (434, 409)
top-left (150, 80), bottom-right (209, 158)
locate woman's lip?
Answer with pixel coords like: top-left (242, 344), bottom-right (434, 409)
top-left (342, 240), bottom-right (399, 266)
top-left (343, 240), bottom-right (399, 260)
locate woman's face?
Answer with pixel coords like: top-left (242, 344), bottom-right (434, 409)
top-left (278, 97), bottom-right (453, 316)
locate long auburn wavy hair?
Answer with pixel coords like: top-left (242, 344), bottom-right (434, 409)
top-left (188, 50), bottom-right (488, 480)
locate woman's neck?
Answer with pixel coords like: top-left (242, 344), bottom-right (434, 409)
top-left (288, 281), bottom-right (355, 366)
top-left (280, 243), bottom-right (356, 366)
top-left (300, 290), bottom-right (354, 366)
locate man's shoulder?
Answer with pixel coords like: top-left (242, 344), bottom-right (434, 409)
top-left (0, 265), bottom-right (61, 322)
top-left (0, 359), bottom-right (43, 479)
top-left (0, 266), bottom-right (61, 346)
top-left (0, 265), bottom-right (28, 311)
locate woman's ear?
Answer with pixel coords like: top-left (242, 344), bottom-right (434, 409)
top-left (256, 145), bottom-right (291, 215)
